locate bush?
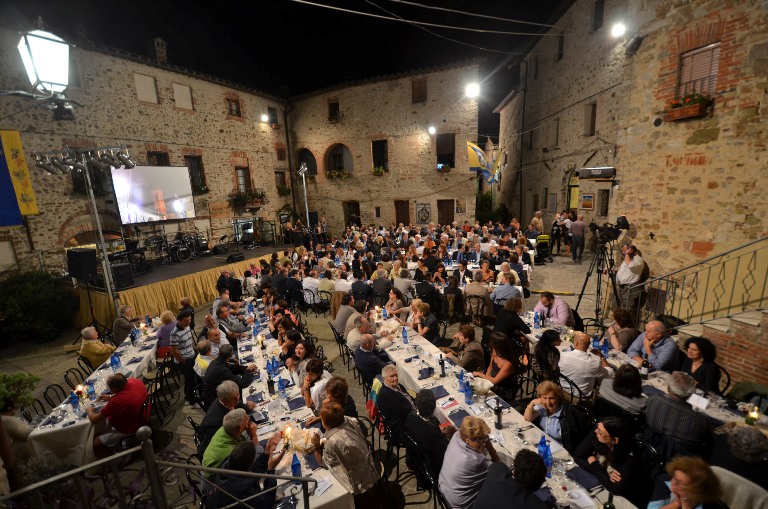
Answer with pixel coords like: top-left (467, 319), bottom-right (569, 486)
top-left (0, 271), bottom-right (78, 344)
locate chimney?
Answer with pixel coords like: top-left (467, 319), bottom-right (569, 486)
top-left (147, 37), bottom-right (167, 64)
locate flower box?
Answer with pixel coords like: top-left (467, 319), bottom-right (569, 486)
top-left (664, 102), bottom-right (708, 122)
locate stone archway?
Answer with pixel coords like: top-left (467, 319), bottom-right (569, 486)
top-left (297, 148), bottom-right (317, 175)
top-left (323, 143), bottom-right (354, 176)
top-left (58, 209), bottom-right (123, 247)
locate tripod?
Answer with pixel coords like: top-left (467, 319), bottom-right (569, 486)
top-left (71, 280), bottom-right (115, 345)
top-left (576, 241), bottom-right (620, 330)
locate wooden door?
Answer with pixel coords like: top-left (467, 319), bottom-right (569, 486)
top-left (394, 200), bottom-right (410, 225)
top-left (437, 199), bottom-right (454, 226)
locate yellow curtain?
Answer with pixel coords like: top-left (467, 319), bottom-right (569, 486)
top-left (74, 255), bottom-right (272, 328)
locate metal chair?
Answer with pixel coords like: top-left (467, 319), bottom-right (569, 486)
top-left (302, 289), bottom-right (319, 317)
top-left (64, 367), bottom-right (86, 390)
top-left (329, 322), bottom-right (346, 363)
top-left (21, 398), bottom-right (47, 424)
top-left (716, 362), bottom-right (731, 395)
top-left (402, 433), bottom-right (438, 507)
top-left (514, 375), bottom-right (539, 406)
top-left (594, 396), bottom-right (645, 435)
top-left (559, 373), bottom-right (587, 405)
top-left (43, 383), bottom-right (68, 408)
top-left (77, 356), bottom-right (95, 375)
top-left (371, 292), bottom-right (388, 308)
top-left (316, 290), bottom-right (333, 316)
top-left (631, 436), bottom-right (665, 508)
top-left (187, 416), bottom-right (203, 450)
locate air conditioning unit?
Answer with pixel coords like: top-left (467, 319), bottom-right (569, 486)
top-left (578, 167), bottom-right (616, 180)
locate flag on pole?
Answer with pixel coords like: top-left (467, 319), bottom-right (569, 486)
top-left (0, 130), bottom-right (39, 226)
top-left (466, 141), bottom-right (503, 184)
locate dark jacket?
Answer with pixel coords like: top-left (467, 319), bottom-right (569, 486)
top-left (681, 358), bottom-right (722, 394)
top-left (285, 277), bottom-right (304, 304)
top-left (573, 431), bottom-right (636, 496)
top-left (351, 280), bottom-right (373, 300)
top-left (376, 384), bottom-right (413, 438)
top-left (271, 272), bottom-right (288, 297)
top-left (198, 400), bottom-right (234, 457)
top-left (209, 457), bottom-right (276, 509)
top-left (474, 463), bottom-right (549, 509)
top-left (493, 308), bottom-right (531, 338)
top-left (371, 277), bottom-right (393, 296)
top-left (354, 347), bottom-right (389, 385)
top-left (202, 358), bottom-right (254, 408)
top-left (404, 413), bottom-right (449, 476)
top-left (532, 401), bottom-right (593, 454)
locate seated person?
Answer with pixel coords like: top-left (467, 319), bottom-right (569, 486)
top-left (193, 339), bottom-right (214, 379)
top-left (440, 325), bottom-right (484, 373)
top-left (199, 380), bottom-right (256, 457)
top-left (287, 339), bottom-right (316, 383)
top-left (489, 271), bottom-right (522, 308)
top-left (709, 425), bottom-right (768, 491)
top-left (310, 403), bottom-right (383, 507)
top-left (203, 408), bottom-right (278, 473)
top-left (573, 417), bottom-right (635, 496)
top-left (299, 358), bottom-right (331, 410)
top-left (333, 293), bottom-right (356, 334)
top-left (438, 416), bottom-right (500, 509)
top-left (533, 292), bottom-right (575, 328)
top-left (154, 310), bottom-right (176, 359)
top-left (645, 371), bottom-right (713, 456)
top-left (474, 450), bottom-right (549, 509)
top-left (626, 320), bottom-right (678, 373)
top-left (209, 440), bottom-right (284, 509)
top-left (597, 364), bottom-right (647, 415)
top-left (680, 336), bottom-right (722, 394)
top-left (412, 301), bottom-right (441, 346)
top-left (384, 288), bottom-right (407, 320)
top-left (85, 373), bottom-right (148, 457)
top-left (493, 297), bottom-right (531, 341)
top-left (558, 332), bottom-right (613, 398)
top-left (404, 390), bottom-right (452, 479)
top-left (111, 305), bottom-right (134, 343)
top-left (530, 330), bottom-right (561, 382)
top-left (1, 403), bottom-right (32, 463)
top-left (201, 344), bottom-right (257, 408)
top-left (604, 307), bottom-right (637, 352)
top-left (279, 329), bottom-right (301, 365)
top-left (305, 376), bottom-right (358, 428)
top-left (473, 332), bottom-right (520, 403)
top-left (648, 456), bottom-right (727, 509)
top-left (347, 315), bottom-right (391, 351)
top-left (523, 381), bottom-right (590, 453)
top-left (376, 364), bottom-right (415, 438)
top-left (79, 325), bottom-right (116, 368)
top-left (344, 299), bottom-right (369, 339)
top-left (354, 334), bottom-right (390, 386)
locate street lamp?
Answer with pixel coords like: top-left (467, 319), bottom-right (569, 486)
top-left (611, 23), bottom-right (626, 37)
top-left (297, 163), bottom-right (311, 229)
top-left (465, 83), bottom-right (480, 98)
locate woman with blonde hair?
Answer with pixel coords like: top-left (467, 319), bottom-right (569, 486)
top-left (155, 310), bottom-right (176, 359)
top-left (649, 456), bottom-right (726, 509)
top-left (438, 416), bottom-right (500, 509)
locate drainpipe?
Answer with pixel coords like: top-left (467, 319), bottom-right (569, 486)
top-left (518, 60), bottom-right (528, 221)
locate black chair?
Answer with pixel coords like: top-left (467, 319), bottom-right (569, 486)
top-left (371, 292), bottom-right (388, 308)
top-left (185, 453), bottom-right (208, 505)
top-left (630, 436), bottom-right (665, 508)
top-left (77, 356), bottom-right (95, 375)
top-left (571, 308), bottom-right (585, 332)
top-left (43, 383), bottom-right (68, 407)
top-left (438, 320), bottom-right (449, 346)
top-left (303, 289), bottom-right (319, 317)
top-left (187, 416), bottom-right (203, 450)
top-left (329, 322), bottom-right (346, 364)
top-left (317, 290), bottom-right (333, 316)
top-left (21, 399), bottom-right (47, 424)
top-left (480, 326), bottom-right (493, 369)
top-left (376, 410), bottom-right (407, 480)
top-left (559, 373), bottom-right (587, 405)
top-left (357, 415), bottom-right (377, 452)
top-left (323, 360), bottom-right (335, 373)
top-left (402, 433), bottom-right (437, 507)
top-left (716, 362), bottom-right (731, 395)
top-left (63, 367), bottom-right (86, 390)
top-left (465, 295), bottom-right (486, 326)
top-left (515, 376), bottom-right (538, 406)
top-left (593, 396), bottom-right (645, 435)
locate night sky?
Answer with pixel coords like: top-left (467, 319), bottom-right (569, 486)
top-left (0, 0), bottom-right (571, 138)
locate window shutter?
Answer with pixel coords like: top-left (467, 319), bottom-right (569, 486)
top-left (678, 43), bottom-right (720, 96)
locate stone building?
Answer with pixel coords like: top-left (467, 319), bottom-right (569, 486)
top-left (288, 62), bottom-right (480, 230)
top-left (497, 0), bottom-right (767, 274)
top-left (0, 25), bottom-right (480, 272)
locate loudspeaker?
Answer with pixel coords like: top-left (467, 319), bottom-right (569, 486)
top-left (226, 253), bottom-right (245, 263)
top-left (111, 263), bottom-right (134, 290)
top-left (212, 245), bottom-right (229, 255)
top-left (308, 211), bottom-right (319, 227)
top-left (240, 232), bottom-right (254, 243)
top-left (67, 248), bottom-right (97, 279)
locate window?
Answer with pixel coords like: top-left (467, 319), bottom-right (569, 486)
top-left (276, 147), bottom-right (286, 161)
top-left (593, 0), bottom-right (604, 31)
top-left (134, 74), bottom-right (158, 103)
top-left (557, 33), bottom-right (565, 61)
top-left (533, 194), bottom-right (540, 211)
top-left (226, 98), bottom-right (241, 117)
top-left (371, 140), bottom-right (388, 171)
top-left (332, 153), bottom-right (344, 170)
top-left (375, 206), bottom-right (381, 218)
top-left (235, 166), bottom-right (251, 192)
top-left (412, 78), bottom-right (427, 103)
top-left (550, 118), bottom-right (559, 148)
top-left (268, 106), bottom-right (279, 125)
top-left (583, 103), bottom-right (597, 136)
top-left (275, 171), bottom-right (287, 188)
top-left (173, 83), bottom-right (193, 110)
top-left (328, 99), bottom-right (340, 122)
top-left (598, 189), bottom-right (610, 216)
top-left (436, 133), bottom-right (455, 169)
top-left (184, 155), bottom-right (205, 189)
top-left (147, 151), bottom-right (170, 166)
top-left (678, 43), bottom-right (721, 97)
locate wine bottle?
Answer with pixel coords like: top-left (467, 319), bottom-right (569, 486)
top-left (602, 492), bottom-right (616, 509)
top-left (494, 400), bottom-right (503, 430)
top-left (640, 357), bottom-right (649, 380)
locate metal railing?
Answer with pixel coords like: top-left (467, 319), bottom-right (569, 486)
top-left (629, 237), bottom-right (768, 330)
top-left (0, 427), bottom-right (316, 509)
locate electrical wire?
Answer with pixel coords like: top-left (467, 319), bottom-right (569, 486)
top-left (381, 0), bottom-right (570, 30)
top-left (288, 0), bottom-right (580, 36)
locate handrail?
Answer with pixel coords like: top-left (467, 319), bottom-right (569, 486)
top-left (630, 236), bottom-right (768, 290)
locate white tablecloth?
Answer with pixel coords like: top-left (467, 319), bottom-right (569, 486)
top-left (383, 325), bottom-right (637, 509)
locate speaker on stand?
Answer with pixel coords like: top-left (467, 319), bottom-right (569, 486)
top-left (111, 263), bottom-right (135, 290)
top-left (67, 248), bottom-right (97, 279)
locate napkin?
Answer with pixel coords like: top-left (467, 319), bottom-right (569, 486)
top-left (247, 392), bottom-right (265, 404)
top-left (565, 489), bottom-right (595, 508)
top-left (444, 357), bottom-right (456, 367)
top-left (302, 419), bottom-right (323, 430)
top-left (139, 344), bottom-right (154, 351)
top-left (403, 356), bottom-right (419, 363)
top-left (315, 477), bottom-right (333, 496)
top-left (305, 452), bottom-right (321, 471)
top-left (440, 398), bottom-right (458, 410)
top-left (449, 409), bottom-right (471, 427)
top-left (642, 385), bottom-right (665, 397)
top-left (126, 357), bottom-right (142, 365)
top-left (418, 366), bottom-right (435, 380)
top-left (242, 354), bottom-right (255, 363)
top-left (259, 423), bottom-right (277, 435)
top-left (249, 410), bottom-right (269, 425)
top-left (566, 466), bottom-right (602, 491)
top-left (485, 396), bottom-right (511, 410)
top-left (287, 397), bottom-right (306, 411)
top-left (431, 385), bottom-right (449, 399)
top-left (534, 487), bottom-right (556, 506)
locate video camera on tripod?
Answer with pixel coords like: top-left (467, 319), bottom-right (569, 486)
top-left (589, 215), bottom-right (630, 244)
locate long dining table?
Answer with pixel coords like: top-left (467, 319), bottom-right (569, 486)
top-left (376, 317), bottom-right (638, 509)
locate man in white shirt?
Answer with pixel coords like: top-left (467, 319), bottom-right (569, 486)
top-left (334, 272), bottom-right (353, 293)
top-left (302, 270), bottom-right (320, 303)
top-left (346, 315), bottom-right (391, 351)
top-left (614, 244), bottom-right (646, 323)
top-left (558, 332), bottom-right (613, 397)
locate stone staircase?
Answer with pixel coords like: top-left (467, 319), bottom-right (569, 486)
top-left (676, 309), bottom-right (768, 388)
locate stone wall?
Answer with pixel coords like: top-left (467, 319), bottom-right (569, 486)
top-left (288, 63), bottom-right (480, 236)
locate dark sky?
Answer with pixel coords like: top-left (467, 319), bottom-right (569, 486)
top-left (0, 0), bottom-right (570, 138)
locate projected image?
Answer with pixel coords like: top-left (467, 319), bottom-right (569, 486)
top-left (112, 166), bottom-right (196, 224)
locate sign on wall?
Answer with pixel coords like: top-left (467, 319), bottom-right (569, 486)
top-left (455, 198), bottom-right (466, 214)
top-left (416, 203), bottom-right (431, 224)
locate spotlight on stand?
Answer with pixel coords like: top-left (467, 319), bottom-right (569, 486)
top-left (87, 153), bottom-right (108, 170)
top-left (116, 149), bottom-right (135, 169)
top-left (35, 155), bottom-right (56, 174)
top-left (101, 150), bottom-right (122, 168)
top-left (50, 155), bottom-right (69, 173)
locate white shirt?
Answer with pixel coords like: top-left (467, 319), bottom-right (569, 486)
top-left (558, 349), bottom-right (613, 397)
top-left (335, 279), bottom-right (352, 292)
top-left (616, 254), bottom-right (644, 285)
top-left (302, 277), bottom-right (319, 300)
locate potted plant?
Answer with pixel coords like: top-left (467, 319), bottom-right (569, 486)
top-left (192, 183), bottom-right (210, 196)
top-left (227, 190), bottom-right (267, 214)
top-left (371, 166), bottom-right (385, 176)
top-left (326, 168), bottom-right (350, 180)
top-left (663, 92), bottom-right (712, 121)
top-left (276, 184), bottom-right (292, 197)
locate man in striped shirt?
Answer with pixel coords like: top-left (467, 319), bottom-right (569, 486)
top-left (171, 309), bottom-right (198, 406)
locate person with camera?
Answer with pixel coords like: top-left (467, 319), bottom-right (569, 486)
top-left (613, 244), bottom-right (645, 321)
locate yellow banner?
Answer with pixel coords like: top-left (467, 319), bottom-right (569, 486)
top-left (0, 130), bottom-right (39, 216)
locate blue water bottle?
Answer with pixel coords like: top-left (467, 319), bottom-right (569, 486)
top-left (463, 381), bottom-right (473, 405)
top-left (145, 314), bottom-right (151, 327)
top-left (69, 391), bottom-right (80, 410)
top-left (533, 311), bottom-right (541, 329)
top-left (601, 341), bottom-right (610, 358)
top-left (458, 369), bottom-right (465, 387)
top-left (248, 301), bottom-right (254, 314)
top-left (537, 435), bottom-right (547, 457)
top-left (335, 255), bottom-right (341, 266)
top-left (382, 307), bottom-right (388, 319)
top-left (544, 440), bottom-right (553, 478)
top-left (86, 380), bottom-right (96, 401)
top-left (592, 334), bottom-right (601, 350)
top-left (291, 453), bottom-right (302, 484)
top-left (401, 326), bottom-right (408, 344)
